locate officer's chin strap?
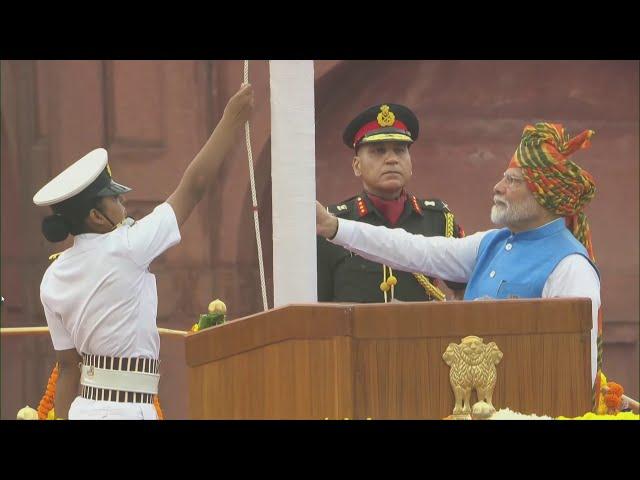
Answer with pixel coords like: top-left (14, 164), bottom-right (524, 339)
top-left (96, 208), bottom-right (135, 231)
top-left (96, 207), bottom-right (117, 229)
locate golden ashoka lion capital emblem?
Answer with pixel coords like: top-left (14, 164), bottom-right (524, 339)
top-left (442, 336), bottom-right (503, 416)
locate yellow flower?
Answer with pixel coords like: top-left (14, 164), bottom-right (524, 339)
top-left (16, 406), bottom-right (39, 420)
top-left (379, 282), bottom-right (390, 292)
top-left (386, 275), bottom-right (397, 286)
top-left (596, 371), bottom-right (608, 415)
top-left (47, 408), bottom-right (56, 420)
top-left (191, 323), bottom-right (200, 332)
top-left (208, 299), bottom-right (227, 314)
top-left (617, 412), bottom-right (640, 420)
top-left (557, 411), bottom-right (639, 420)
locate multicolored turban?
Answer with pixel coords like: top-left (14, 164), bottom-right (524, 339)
top-left (510, 122), bottom-right (603, 405)
top-left (509, 122), bottom-right (596, 260)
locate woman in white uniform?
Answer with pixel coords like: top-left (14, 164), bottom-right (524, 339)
top-left (33, 83), bottom-right (254, 420)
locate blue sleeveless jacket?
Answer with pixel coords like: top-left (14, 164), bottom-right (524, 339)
top-left (464, 219), bottom-right (597, 300)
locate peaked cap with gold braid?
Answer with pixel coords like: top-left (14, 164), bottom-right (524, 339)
top-left (343, 103), bottom-right (419, 150)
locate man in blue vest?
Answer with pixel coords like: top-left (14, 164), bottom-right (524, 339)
top-left (316, 122), bottom-right (601, 387)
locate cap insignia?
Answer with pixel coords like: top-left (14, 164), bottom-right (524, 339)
top-left (377, 105), bottom-right (395, 127)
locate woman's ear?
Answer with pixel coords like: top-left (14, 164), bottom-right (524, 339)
top-left (85, 199), bottom-right (108, 230)
top-left (85, 208), bottom-right (102, 229)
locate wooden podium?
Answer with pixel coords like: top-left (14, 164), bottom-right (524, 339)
top-left (185, 298), bottom-right (592, 419)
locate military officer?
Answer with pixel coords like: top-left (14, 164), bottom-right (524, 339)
top-left (317, 103), bottom-right (466, 303)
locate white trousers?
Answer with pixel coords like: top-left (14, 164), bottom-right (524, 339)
top-left (69, 396), bottom-right (159, 420)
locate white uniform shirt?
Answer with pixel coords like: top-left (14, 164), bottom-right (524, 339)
top-left (40, 202), bottom-right (181, 360)
top-left (332, 218), bottom-right (600, 384)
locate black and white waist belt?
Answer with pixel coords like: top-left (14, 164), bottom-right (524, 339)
top-left (80, 353), bottom-right (160, 404)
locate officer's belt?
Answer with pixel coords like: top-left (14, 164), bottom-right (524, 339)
top-left (80, 353), bottom-right (160, 396)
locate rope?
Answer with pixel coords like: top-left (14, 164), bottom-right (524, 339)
top-left (411, 210), bottom-right (454, 301)
top-left (244, 60), bottom-right (268, 311)
top-left (413, 273), bottom-right (446, 301)
top-left (380, 265), bottom-right (398, 302)
top-left (444, 212), bottom-right (454, 238)
top-left (1, 327), bottom-right (188, 337)
top-left (382, 265), bottom-right (388, 303)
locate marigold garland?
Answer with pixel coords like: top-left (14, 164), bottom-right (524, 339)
top-left (607, 382), bottom-right (624, 397)
top-left (604, 381), bottom-right (624, 414)
top-left (37, 364), bottom-right (58, 420)
top-left (591, 372), bottom-right (633, 417)
top-left (605, 393), bottom-right (622, 412)
top-left (154, 395), bottom-right (164, 420)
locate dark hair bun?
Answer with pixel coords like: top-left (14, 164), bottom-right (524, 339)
top-left (42, 214), bottom-right (71, 242)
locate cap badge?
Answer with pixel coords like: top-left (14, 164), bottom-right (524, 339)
top-left (106, 163), bottom-right (112, 178)
top-left (377, 105), bottom-right (395, 127)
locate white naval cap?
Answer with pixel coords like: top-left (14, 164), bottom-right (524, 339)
top-left (33, 148), bottom-right (131, 206)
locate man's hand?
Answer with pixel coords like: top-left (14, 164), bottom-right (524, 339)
top-left (316, 201), bottom-right (338, 239)
top-left (222, 83), bottom-right (254, 126)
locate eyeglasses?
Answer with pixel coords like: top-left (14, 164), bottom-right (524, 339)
top-left (502, 172), bottom-right (526, 187)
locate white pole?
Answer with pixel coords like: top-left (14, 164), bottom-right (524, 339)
top-left (269, 60), bottom-right (317, 307)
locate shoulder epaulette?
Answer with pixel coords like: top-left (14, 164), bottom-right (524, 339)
top-left (327, 195), bottom-right (369, 218)
top-left (48, 250), bottom-right (67, 262)
top-left (327, 202), bottom-right (351, 217)
top-left (418, 198), bottom-right (457, 236)
top-left (419, 198), bottom-right (451, 213)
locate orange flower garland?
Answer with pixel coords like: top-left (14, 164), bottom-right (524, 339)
top-left (607, 382), bottom-right (624, 397)
top-left (154, 395), bottom-right (164, 420)
top-left (37, 364), bottom-right (58, 420)
top-left (605, 393), bottom-right (622, 412)
top-left (604, 381), bottom-right (624, 415)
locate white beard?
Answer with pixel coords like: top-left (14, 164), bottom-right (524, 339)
top-left (490, 195), bottom-right (541, 228)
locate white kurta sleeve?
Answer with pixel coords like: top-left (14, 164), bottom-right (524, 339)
top-left (331, 218), bottom-right (489, 283)
top-left (124, 202), bottom-right (182, 267)
top-left (542, 254), bottom-right (601, 385)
